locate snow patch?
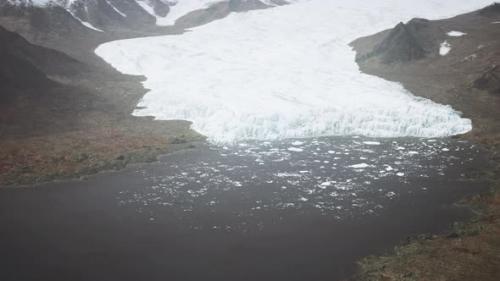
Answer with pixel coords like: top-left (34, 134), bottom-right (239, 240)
top-left (79, 20), bottom-right (104, 32)
top-left (440, 41), bottom-right (452, 56)
top-left (106, 0), bottom-right (127, 17)
top-left (156, 0), bottom-right (224, 26)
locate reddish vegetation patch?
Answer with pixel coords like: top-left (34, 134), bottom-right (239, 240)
top-left (0, 124), bottom-right (202, 186)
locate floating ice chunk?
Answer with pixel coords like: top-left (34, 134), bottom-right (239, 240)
top-left (288, 147), bottom-right (304, 152)
top-left (349, 163), bottom-right (371, 169)
top-left (440, 41), bottom-right (452, 56)
top-left (363, 141), bottom-right (381, 146)
top-left (447, 31), bottom-right (467, 37)
top-left (386, 191), bottom-right (397, 198)
top-left (408, 151), bottom-right (419, 155)
top-left (396, 172), bottom-right (405, 177)
top-left (336, 185), bottom-right (349, 191)
top-left (442, 148), bottom-right (450, 152)
top-left (275, 172), bottom-right (302, 178)
top-left (291, 141), bottom-right (305, 146)
top-left (320, 181), bottom-right (333, 188)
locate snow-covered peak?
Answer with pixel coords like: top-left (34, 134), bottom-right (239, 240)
top-left (138, 0), bottom-right (223, 26)
top-left (135, 0), bottom-right (286, 26)
top-left (5, 0), bottom-right (289, 28)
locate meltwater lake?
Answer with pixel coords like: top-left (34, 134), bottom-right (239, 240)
top-left (0, 137), bottom-right (489, 281)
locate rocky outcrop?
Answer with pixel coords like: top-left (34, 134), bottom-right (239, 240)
top-left (171, 0), bottom-right (279, 29)
top-left (353, 18), bottom-right (444, 64)
top-left (371, 21), bottom-right (427, 63)
top-left (479, 2), bottom-right (500, 17)
top-left (473, 65), bottom-right (500, 94)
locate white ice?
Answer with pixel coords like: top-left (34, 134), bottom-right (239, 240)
top-left (107, 0), bottom-right (127, 17)
top-left (78, 19), bottom-right (104, 32)
top-left (440, 41), bottom-right (452, 56)
top-left (349, 163), bottom-right (371, 169)
top-left (447, 31), bottom-right (467, 37)
top-left (96, 0), bottom-right (493, 143)
top-left (363, 141), bottom-right (381, 146)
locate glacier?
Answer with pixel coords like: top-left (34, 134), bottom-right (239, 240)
top-left (95, 0), bottom-right (493, 143)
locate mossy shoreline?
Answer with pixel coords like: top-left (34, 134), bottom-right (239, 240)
top-left (0, 119), bottom-right (205, 187)
top-left (354, 161), bottom-right (500, 281)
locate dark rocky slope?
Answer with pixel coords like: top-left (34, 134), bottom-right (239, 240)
top-left (351, 3), bottom-right (500, 139)
top-left (0, 23), bottom-right (200, 185)
top-left (0, 0), bottom-right (292, 185)
top-left (0, 25), bottom-right (98, 135)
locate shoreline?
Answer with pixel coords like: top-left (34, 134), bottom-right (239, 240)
top-left (0, 119), bottom-right (206, 187)
top-left (350, 5), bottom-right (500, 280)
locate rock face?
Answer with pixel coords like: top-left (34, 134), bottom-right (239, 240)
top-left (0, 24), bottom-right (91, 134)
top-left (175, 0), bottom-right (269, 28)
top-left (0, 26), bottom-right (53, 97)
top-left (371, 21), bottom-right (428, 63)
top-left (473, 65), bottom-right (500, 94)
top-left (479, 2), bottom-right (500, 17)
top-left (353, 18), bottom-right (444, 64)
top-left (0, 24), bottom-right (86, 76)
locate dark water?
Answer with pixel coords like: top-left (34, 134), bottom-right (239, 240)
top-left (0, 137), bottom-right (489, 281)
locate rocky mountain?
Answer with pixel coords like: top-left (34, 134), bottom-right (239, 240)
top-left (1, 0), bottom-right (287, 32)
top-left (0, 25), bottom-right (54, 97)
top-left (0, 0), bottom-right (288, 65)
top-left (0, 24), bottom-right (101, 135)
top-left (353, 18), bottom-right (448, 64)
top-left (479, 2), bottom-right (500, 17)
